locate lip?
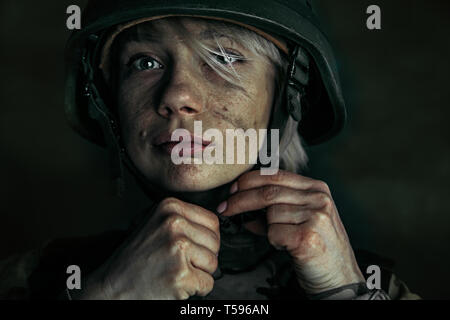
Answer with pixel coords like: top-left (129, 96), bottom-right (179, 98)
top-left (153, 131), bottom-right (212, 156)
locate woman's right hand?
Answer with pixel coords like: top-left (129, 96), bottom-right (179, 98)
top-left (74, 197), bottom-right (220, 299)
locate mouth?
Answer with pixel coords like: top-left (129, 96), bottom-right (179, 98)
top-left (153, 131), bottom-right (212, 156)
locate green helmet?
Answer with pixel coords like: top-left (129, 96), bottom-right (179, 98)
top-left (65, 0), bottom-right (346, 149)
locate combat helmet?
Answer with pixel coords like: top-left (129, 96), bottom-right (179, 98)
top-left (66, 0), bottom-right (346, 144)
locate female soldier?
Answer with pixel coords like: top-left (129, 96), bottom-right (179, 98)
top-left (0, 0), bottom-right (418, 300)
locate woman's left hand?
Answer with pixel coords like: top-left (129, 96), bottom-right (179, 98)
top-left (218, 170), bottom-right (365, 295)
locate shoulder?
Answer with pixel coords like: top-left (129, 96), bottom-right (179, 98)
top-left (0, 246), bottom-right (44, 299)
top-left (0, 230), bottom-right (127, 300)
top-left (355, 249), bottom-right (421, 300)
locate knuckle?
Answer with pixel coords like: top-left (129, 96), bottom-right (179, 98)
top-left (197, 275), bottom-right (214, 296)
top-left (261, 185), bottom-right (280, 202)
top-left (314, 211), bottom-right (330, 223)
top-left (168, 271), bottom-right (190, 299)
top-left (159, 197), bottom-right (182, 213)
top-left (171, 276), bottom-right (191, 300)
top-left (316, 181), bottom-right (331, 193)
top-left (210, 215), bottom-right (220, 233)
top-left (269, 170), bottom-right (285, 183)
top-left (165, 214), bottom-right (186, 233)
top-left (318, 192), bottom-right (332, 208)
top-left (174, 291), bottom-right (189, 300)
top-left (170, 235), bottom-right (191, 254)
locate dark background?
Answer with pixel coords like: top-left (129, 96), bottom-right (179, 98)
top-left (0, 0), bottom-right (449, 299)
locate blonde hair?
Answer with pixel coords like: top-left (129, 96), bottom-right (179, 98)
top-left (111, 17), bottom-right (309, 172)
top-left (280, 116), bottom-right (309, 173)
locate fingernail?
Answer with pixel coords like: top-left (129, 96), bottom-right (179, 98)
top-left (229, 182), bottom-right (238, 195)
top-left (216, 201), bottom-right (227, 214)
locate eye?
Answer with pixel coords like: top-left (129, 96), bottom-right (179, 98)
top-left (128, 55), bottom-right (164, 71)
top-left (214, 53), bottom-right (241, 65)
top-left (210, 49), bottom-right (245, 66)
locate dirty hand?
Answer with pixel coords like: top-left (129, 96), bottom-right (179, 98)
top-left (218, 170), bottom-right (364, 295)
top-left (75, 197), bottom-right (220, 299)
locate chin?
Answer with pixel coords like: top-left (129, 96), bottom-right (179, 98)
top-left (152, 163), bottom-right (249, 193)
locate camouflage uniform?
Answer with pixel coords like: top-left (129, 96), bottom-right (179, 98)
top-left (0, 227), bottom-right (419, 300)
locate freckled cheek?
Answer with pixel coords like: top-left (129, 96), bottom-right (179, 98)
top-left (118, 81), bottom-right (139, 115)
top-left (120, 116), bottom-right (144, 153)
top-left (118, 79), bottom-right (150, 109)
top-left (221, 96), bottom-right (255, 127)
top-left (257, 86), bottom-right (274, 127)
top-left (117, 81), bottom-right (157, 149)
top-left (245, 86), bottom-right (273, 129)
top-left (214, 91), bottom-right (267, 130)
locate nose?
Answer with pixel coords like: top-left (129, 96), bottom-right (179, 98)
top-left (156, 64), bottom-right (204, 119)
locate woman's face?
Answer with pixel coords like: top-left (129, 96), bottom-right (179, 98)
top-left (116, 18), bottom-right (277, 192)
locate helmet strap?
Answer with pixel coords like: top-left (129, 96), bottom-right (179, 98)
top-left (287, 45), bottom-right (310, 123)
top-left (82, 40), bottom-right (126, 197)
top-left (266, 45), bottom-right (310, 159)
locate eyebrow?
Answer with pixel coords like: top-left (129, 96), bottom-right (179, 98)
top-left (198, 29), bottom-right (234, 41)
top-left (134, 28), bottom-right (163, 43)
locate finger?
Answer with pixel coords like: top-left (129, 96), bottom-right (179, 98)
top-left (222, 186), bottom-right (327, 217)
top-left (268, 224), bottom-right (326, 261)
top-left (192, 269), bottom-right (215, 297)
top-left (266, 204), bottom-right (313, 225)
top-left (173, 264), bottom-right (214, 299)
top-left (232, 170), bottom-right (329, 194)
top-left (267, 224), bottom-right (300, 251)
top-left (158, 197), bottom-right (220, 237)
top-left (187, 241), bottom-right (219, 275)
top-left (164, 214), bottom-right (220, 254)
top-left (184, 219), bottom-right (220, 255)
